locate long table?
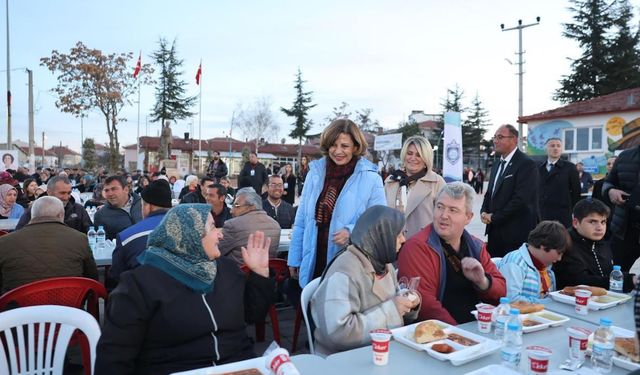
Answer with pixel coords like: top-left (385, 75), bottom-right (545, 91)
top-left (0, 218), bottom-right (18, 231)
top-left (171, 353), bottom-right (328, 375)
top-left (544, 295), bottom-right (635, 331)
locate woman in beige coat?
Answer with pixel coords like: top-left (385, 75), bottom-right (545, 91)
top-left (384, 135), bottom-right (446, 239)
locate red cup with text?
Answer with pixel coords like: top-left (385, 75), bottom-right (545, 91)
top-left (527, 346), bottom-right (552, 374)
top-left (370, 329), bottom-right (392, 366)
top-left (476, 304), bottom-right (495, 334)
top-left (567, 327), bottom-right (591, 365)
top-left (574, 289), bottom-right (591, 315)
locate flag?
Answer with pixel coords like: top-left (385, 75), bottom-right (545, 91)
top-left (195, 63), bottom-right (202, 85)
top-left (443, 111), bottom-right (463, 182)
top-left (133, 53), bottom-right (141, 79)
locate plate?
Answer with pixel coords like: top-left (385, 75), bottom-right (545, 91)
top-left (549, 290), bottom-right (631, 310)
top-left (170, 357), bottom-right (267, 375)
top-left (470, 308), bottom-right (569, 333)
top-left (587, 326), bottom-right (640, 371)
top-left (391, 320), bottom-right (501, 366)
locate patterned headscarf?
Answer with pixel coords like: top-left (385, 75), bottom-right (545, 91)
top-left (137, 203), bottom-right (217, 293)
top-left (0, 184), bottom-right (17, 217)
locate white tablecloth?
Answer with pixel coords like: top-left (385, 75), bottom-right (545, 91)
top-left (0, 219), bottom-right (18, 231)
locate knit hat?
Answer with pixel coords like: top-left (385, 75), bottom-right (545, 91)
top-left (141, 180), bottom-right (172, 208)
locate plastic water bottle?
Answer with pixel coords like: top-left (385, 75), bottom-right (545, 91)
top-left (501, 322), bottom-right (523, 369)
top-left (591, 318), bottom-right (614, 373)
top-left (494, 297), bottom-right (511, 340)
top-left (609, 265), bottom-right (623, 293)
top-left (87, 227), bottom-right (97, 252)
top-left (96, 225), bottom-right (106, 252)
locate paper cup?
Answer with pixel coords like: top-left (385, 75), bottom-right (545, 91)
top-left (567, 327), bottom-right (590, 365)
top-left (476, 304), bottom-right (495, 333)
top-left (265, 347), bottom-right (300, 375)
top-left (370, 329), bottom-right (392, 366)
top-left (574, 289), bottom-right (592, 315)
top-left (527, 346), bottom-right (552, 374)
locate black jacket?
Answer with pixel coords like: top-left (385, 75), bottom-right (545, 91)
top-left (94, 194), bottom-right (143, 240)
top-left (603, 145), bottom-right (640, 239)
top-left (481, 148), bottom-right (539, 257)
top-left (282, 174), bottom-right (296, 205)
top-left (15, 195), bottom-right (93, 234)
top-left (537, 159), bottom-right (581, 227)
top-left (181, 189), bottom-right (207, 204)
top-left (263, 198), bottom-right (296, 229)
top-left (239, 162), bottom-right (268, 195)
top-left (555, 228), bottom-right (635, 292)
top-left (95, 259), bottom-right (274, 375)
top-left (207, 159), bottom-right (228, 180)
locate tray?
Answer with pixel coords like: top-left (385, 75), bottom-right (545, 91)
top-left (549, 290), bottom-right (631, 310)
top-left (471, 308), bottom-right (569, 333)
top-left (391, 320), bottom-right (501, 366)
top-left (170, 356), bottom-right (267, 375)
top-left (587, 325), bottom-right (640, 371)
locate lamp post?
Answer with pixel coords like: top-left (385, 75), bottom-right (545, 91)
top-left (501, 17), bottom-right (540, 150)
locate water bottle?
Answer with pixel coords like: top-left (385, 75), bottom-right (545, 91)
top-left (96, 225), bottom-right (106, 252)
top-left (609, 265), bottom-right (623, 293)
top-left (493, 297), bottom-right (511, 340)
top-left (87, 227), bottom-right (97, 252)
top-left (500, 322), bottom-right (523, 370)
top-left (591, 318), bottom-right (614, 373)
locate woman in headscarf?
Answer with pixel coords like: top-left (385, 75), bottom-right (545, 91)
top-left (310, 205), bottom-right (420, 356)
top-left (0, 184), bottom-right (24, 219)
top-left (384, 135), bottom-right (445, 239)
top-left (95, 204), bottom-right (274, 375)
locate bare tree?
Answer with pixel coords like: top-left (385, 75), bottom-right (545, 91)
top-left (236, 97), bottom-right (279, 153)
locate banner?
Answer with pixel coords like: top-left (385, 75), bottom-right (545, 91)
top-left (0, 150), bottom-right (19, 172)
top-left (443, 111), bottom-right (462, 182)
top-left (374, 133), bottom-right (402, 151)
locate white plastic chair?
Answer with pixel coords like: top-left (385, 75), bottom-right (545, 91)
top-left (0, 305), bottom-right (101, 375)
top-left (300, 277), bottom-right (321, 355)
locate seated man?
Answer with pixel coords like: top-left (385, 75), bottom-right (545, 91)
top-left (263, 175), bottom-right (296, 229)
top-left (498, 221), bottom-right (571, 303)
top-left (219, 187), bottom-right (280, 265)
top-left (555, 198), bottom-right (637, 292)
top-left (398, 182), bottom-right (505, 325)
top-left (95, 175), bottom-right (143, 240)
top-left (181, 176), bottom-right (213, 204)
top-left (110, 180), bottom-right (173, 283)
top-left (0, 196), bottom-right (98, 293)
top-left (205, 183), bottom-right (232, 228)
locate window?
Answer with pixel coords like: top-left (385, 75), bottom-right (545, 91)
top-left (576, 128), bottom-right (589, 151)
top-left (564, 126), bottom-right (603, 152)
top-left (592, 128), bottom-right (603, 150)
top-left (564, 129), bottom-right (575, 151)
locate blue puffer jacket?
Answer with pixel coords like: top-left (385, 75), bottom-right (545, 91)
top-left (287, 157), bottom-right (386, 287)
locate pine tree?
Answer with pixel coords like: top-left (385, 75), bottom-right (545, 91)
top-left (280, 68), bottom-right (316, 164)
top-left (554, 0), bottom-right (614, 103)
top-left (463, 93), bottom-right (492, 167)
top-left (149, 38), bottom-right (196, 129)
top-left (355, 108), bottom-right (380, 132)
top-left (82, 138), bottom-right (96, 171)
top-left (603, 0), bottom-right (640, 93)
top-left (441, 84), bottom-right (465, 113)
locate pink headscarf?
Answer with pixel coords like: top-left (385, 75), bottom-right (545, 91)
top-left (0, 184), bottom-right (17, 217)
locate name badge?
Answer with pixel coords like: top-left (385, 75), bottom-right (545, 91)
top-left (284, 183), bottom-right (288, 189)
top-left (250, 169), bottom-right (255, 176)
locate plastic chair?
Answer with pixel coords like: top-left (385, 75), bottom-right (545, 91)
top-left (0, 277), bottom-right (107, 375)
top-left (0, 305), bottom-right (101, 375)
top-left (0, 230), bottom-right (9, 237)
top-left (240, 259), bottom-right (290, 344)
top-left (291, 277), bottom-right (321, 354)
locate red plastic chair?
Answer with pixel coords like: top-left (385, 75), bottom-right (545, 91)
top-left (0, 230), bottom-right (9, 237)
top-left (240, 259), bottom-right (290, 345)
top-left (0, 277), bottom-right (108, 375)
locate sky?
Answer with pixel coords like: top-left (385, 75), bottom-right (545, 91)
top-left (0, 0), bottom-right (631, 152)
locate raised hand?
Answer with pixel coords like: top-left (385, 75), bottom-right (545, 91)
top-left (461, 257), bottom-right (489, 291)
top-left (241, 231), bottom-right (270, 278)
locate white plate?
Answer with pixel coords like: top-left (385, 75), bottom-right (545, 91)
top-left (549, 290), bottom-right (631, 310)
top-left (587, 325), bottom-right (639, 371)
top-left (470, 309), bottom-right (569, 333)
top-left (170, 356), bottom-right (267, 375)
top-left (391, 320), bottom-right (501, 366)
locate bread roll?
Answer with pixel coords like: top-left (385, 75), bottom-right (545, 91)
top-left (510, 300), bottom-right (545, 314)
top-left (562, 285), bottom-right (608, 297)
top-left (413, 321), bottom-right (446, 344)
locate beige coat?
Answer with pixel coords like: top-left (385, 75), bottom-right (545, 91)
top-left (218, 210), bottom-right (281, 265)
top-left (384, 170), bottom-right (446, 239)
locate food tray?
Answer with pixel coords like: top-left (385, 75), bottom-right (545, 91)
top-left (391, 320), bottom-right (501, 366)
top-left (170, 356), bottom-right (266, 375)
top-left (587, 325), bottom-right (640, 371)
top-left (549, 290), bottom-right (631, 310)
top-left (471, 308), bottom-right (569, 333)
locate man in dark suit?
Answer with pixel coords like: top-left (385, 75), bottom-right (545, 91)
top-left (481, 124), bottom-right (539, 258)
top-left (538, 138), bottom-right (581, 227)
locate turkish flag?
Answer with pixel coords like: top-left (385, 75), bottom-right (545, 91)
top-left (133, 54), bottom-right (141, 79)
top-left (196, 63), bottom-right (202, 85)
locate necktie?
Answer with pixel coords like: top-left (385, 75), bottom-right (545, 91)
top-left (547, 163), bottom-right (554, 172)
top-left (492, 159), bottom-right (506, 196)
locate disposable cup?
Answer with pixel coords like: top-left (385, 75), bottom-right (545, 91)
top-left (476, 304), bottom-right (495, 333)
top-left (574, 289), bottom-right (591, 315)
top-left (566, 327), bottom-right (590, 365)
top-left (265, 347), bottom-right (300, 375)
top-left (527, 345), bottom-right (552, 374)
top-left (370, 329), bottom-right (392, 366)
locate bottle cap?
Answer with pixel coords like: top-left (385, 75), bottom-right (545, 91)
top-left (98, 225), bottom-right (104, 229)
top-left (510, 308), bottom-right (520, 315)
top-left (507, 322), bottom-right (520, 331)
top-left (613, 265), bottom-right (621, 271)
top-left (600, 318), bottom-right (612, 326)
top-left (500, 297), bottom-right (510, 304)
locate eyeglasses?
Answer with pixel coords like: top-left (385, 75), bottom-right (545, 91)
top-left (492, 134), bottom-right (516, 141)
top-left (232, 202), bottom-right (251, 208)
top-left (268, 183), bottom-right (283, 188)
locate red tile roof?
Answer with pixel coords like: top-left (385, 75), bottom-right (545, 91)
top-left (519, 87), bottom-right (640, 123)
top-left (48, 146), bottom-right (80, 156)
top-left (15, 145), bottom-right (56, 157)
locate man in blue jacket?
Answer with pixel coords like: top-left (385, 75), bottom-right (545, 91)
top-left (109, 180), bottom-right (172, 283)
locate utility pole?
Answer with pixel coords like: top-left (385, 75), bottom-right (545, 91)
top-left (5, 0), bottom-right (11, 148)
top-left (501, 17), bottom-right (540, 150)
top-left (27, 68), bottom-right (34, 173)
top-left (41, 131), bottom-right (45, 167)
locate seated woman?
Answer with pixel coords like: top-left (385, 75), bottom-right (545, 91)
top-left (0, 184), bottom-right (24, 219)
top-left (17, 178), bottom-right (38, 208)
top-left (311, 205), bottom-right (420, 356)
top-left (498, 221), bottom-right (571, 303)
top-left (95, 204), bottom-right (274, 375)
top-left (84, 183), bottom-right (106, 209)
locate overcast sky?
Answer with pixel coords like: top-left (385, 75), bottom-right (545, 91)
top-left (1, 0), bottom-right (626, 151)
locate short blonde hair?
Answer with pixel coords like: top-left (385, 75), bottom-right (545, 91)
top-left (319, 119), bottom-right (368, 157)
top-left (400, 135), bottom-right (434, 172)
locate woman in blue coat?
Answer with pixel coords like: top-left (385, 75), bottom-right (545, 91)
top-left (288, 119), bottom-right (386, 287)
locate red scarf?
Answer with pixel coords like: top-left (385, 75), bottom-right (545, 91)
top-left (315, 157), bottom-right (357, 226)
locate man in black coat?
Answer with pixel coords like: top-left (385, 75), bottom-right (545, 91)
top-left (206, 151), bottom-right (228, 181)
top-left (537, 138), bottom-right (581, 227)
top-left (481, 124), bottom-right (539, 258)
top-left (239, 152), bottom-right (268, 195)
